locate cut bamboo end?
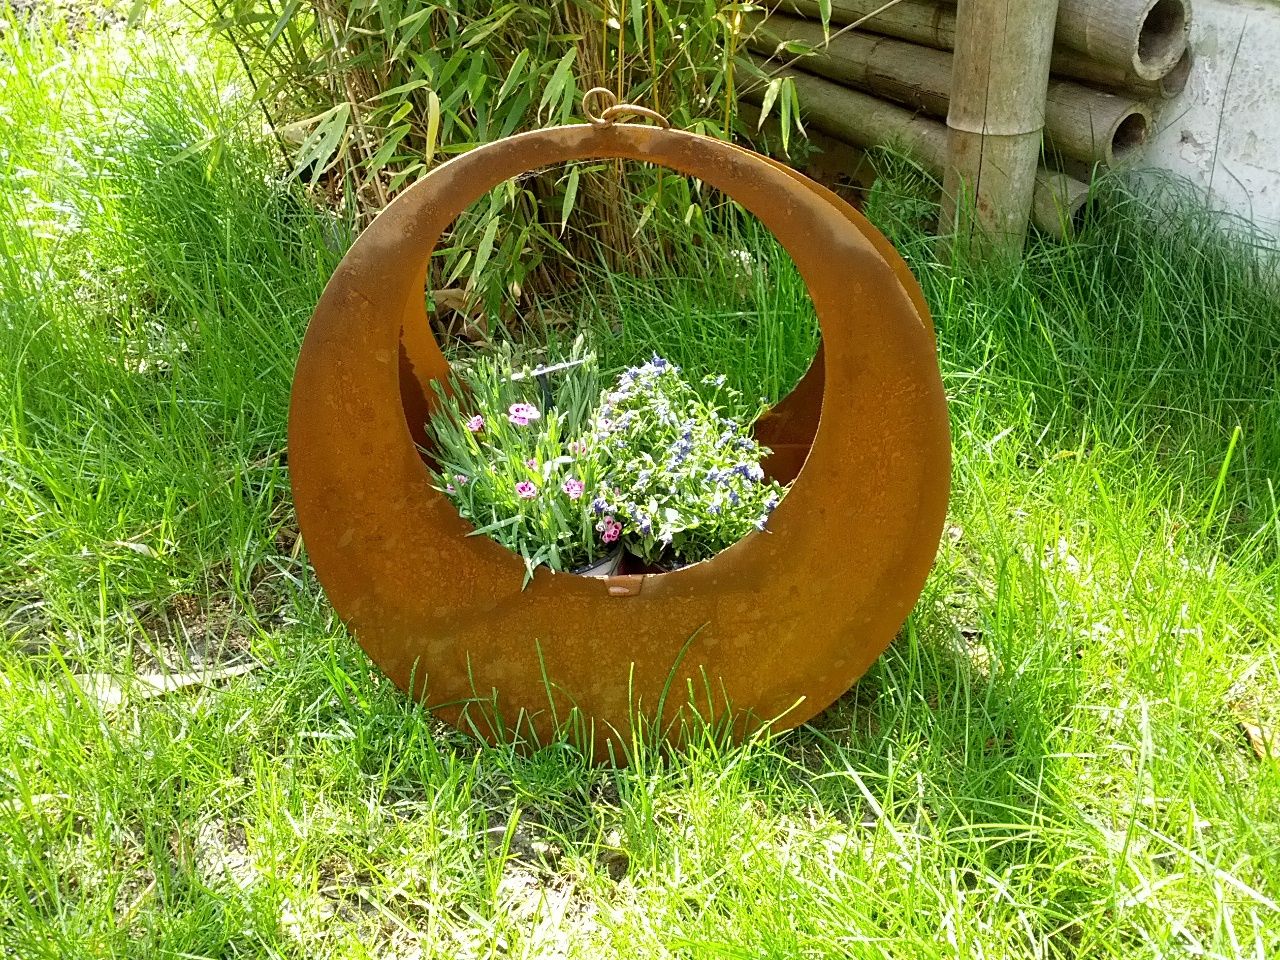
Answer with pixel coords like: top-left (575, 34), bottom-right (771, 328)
top-left (1045, 83), bottom-right (1153, 168)
top-left (751, 10), bottom-right (1153, 168)
top-left (1155, 48), bottom-right (1192, 97)
top-left (1050, 44), bottom-right (1193, 99)
top-left (1056, 0), bottom-right (1190, 81)
top-left (1111, 110), bottom-right (1152, 164)
top-left (1135, 0), bottom-right (1191, 78)
top-left (1031, 170), bottom-right (1092, 240)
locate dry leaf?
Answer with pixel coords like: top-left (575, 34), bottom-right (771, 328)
top-left (68, 661), bottom-right (259, 711)
top-left (1239, 720), bottom-right (1279, 760)
top-left (430, 287), bottom-right (490, 343)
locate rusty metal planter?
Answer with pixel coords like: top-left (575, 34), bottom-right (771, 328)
top-left (288, 121), bottom-right (951, 759)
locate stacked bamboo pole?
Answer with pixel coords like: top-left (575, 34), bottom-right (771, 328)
top-left (777, 0), bottom-right (1190, 81)
top-left (740, 0), bottom-right (1193, 244)
top-left (741, 58), bottom-right (1091, 240)
top-left (747, 14), bottom-right (1154, 168)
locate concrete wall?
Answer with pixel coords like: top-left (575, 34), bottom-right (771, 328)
top-left (1142, 0), bottom-right (1280, 235)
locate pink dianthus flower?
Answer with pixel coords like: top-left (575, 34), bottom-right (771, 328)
top-left (508, 402), bottom-right (541, 426)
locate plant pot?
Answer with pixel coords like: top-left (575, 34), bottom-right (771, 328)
top-left (572, 547), bottom-right (623, 578)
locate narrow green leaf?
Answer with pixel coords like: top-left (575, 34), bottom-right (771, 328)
top-left (496, 49), bottom-right (531, 104)
top-left (559, 166), bottom-right (580, 236)
top-left (425, 90), bottom-right (442, 164)
top-left (538, 48), bottom-right (577, 121)
top-left (126, 0), bottom-right (150, 27)
top-left (289, 103), bottom-right (351, 181)
top-left (265, 0), bottom-right (304, 51)
top-left (780, 80), bottom-right (791, 152)
top-left (758, 77), bottom-right (782, 129)
top-left (368, 123), bottom-right (411, 171)
top-left (471, 216), bottom-right (502, 282)
top-left (367, 77), bottom-right (430, 102)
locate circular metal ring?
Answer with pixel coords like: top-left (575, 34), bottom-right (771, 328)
top-left (288, 124), bottom-right (951, 759)
top-left (581, 87), bottom-right (618, 127)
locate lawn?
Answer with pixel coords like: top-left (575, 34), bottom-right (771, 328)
top-left (1, 12), bottom-right (1278, 960)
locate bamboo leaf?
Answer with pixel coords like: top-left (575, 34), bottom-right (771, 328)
top-left (425, 90), bottom-right (442, 164)
top-left (367, 77), bottom-right (431, 102)
top-left (471, 216), bottom-right (502, 282)
top-left (391, 7), bottom-right (435, 62)
top-left (780, 80), bottom-right (791, 152)
top-left (538, 48), bottom-right (577, 120)
top-left (126, 0), bottom-right (150, 27)
top-left (265, 0), bottom-right (304, 52)
top-left (388, 161), bottom-right (425, 193)
top-left (368, 123), bottom-right (411, 171)
top-left (559, 166), bottom-right (580, 236)
top-left (387, 99), bottom-right (414, 125)
top-left (463, 6), bottom-right (518, 49)
top-left (496, 49), bottom-right (531, 103)
top-left (788, 80), bottom-right (805, 136)
top-left (782, 39), bottom-right (815, 56)
top-left (289, 103), bottom-right (351, 181)
top-left (758, 77), bottom-right (782, 129)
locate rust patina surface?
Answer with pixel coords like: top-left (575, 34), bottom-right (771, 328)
top-left (288, 122), bottom-right (951, 758)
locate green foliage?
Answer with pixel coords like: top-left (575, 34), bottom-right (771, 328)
top-left (197, 0), bottom-right (756, 309)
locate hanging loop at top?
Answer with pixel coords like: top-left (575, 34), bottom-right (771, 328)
top-left (582, 87), bottom-right (671, 129)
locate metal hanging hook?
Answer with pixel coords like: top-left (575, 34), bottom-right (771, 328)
top-left (582, 87), bottom-right (671, 129)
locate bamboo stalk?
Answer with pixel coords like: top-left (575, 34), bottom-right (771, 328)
top-left (1031, 171), bottom-right (1093, 239)
top-left (740, 59), bottom-right (1091, 239)
top-left (746, 12), bottom-right (951, 116)
top-left (778, 0), bottom-right (956, 51)
top-left (942, 0), bottom-right (1060, 257)
top-left (1051, 46), bottom-right (1192, 98)
top-left (747, 13), bottom-right (1153, 167)
top-left (775, 0), bottom-right (1189, 85)
top-left (744, 55), bottom-right (948, 166)
top-left (1055, 0), bottom-right (1189, 81)
top-left (1044, 81), bottom-right (1153, 168)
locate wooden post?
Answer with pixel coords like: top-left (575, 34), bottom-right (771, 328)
top-left (941, 0), bottom-right (1060, 259)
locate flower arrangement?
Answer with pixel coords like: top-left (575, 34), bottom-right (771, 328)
top-left (589, 357), bottom-right (784, 566)
top-left (423, 340), bottom-right (610, 582)
top-left (425, 343), bottom-right (787, 580)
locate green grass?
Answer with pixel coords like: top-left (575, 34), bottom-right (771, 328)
top-left (2, 13), bottom-right (1279, 960)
